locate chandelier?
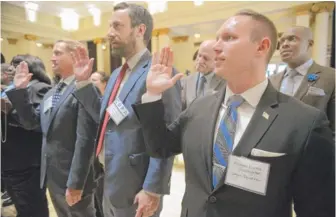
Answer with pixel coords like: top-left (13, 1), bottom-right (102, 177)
top-left (147, 1), bottom-right (167, 15)
top-left (88, 6), bottom-right (101, 26)
top-left (24, 2), bottom-right (39, 22)
top-left (60, 9), bottom-right (79, 31)
top-left (194, 0), bottom-right (204, 6)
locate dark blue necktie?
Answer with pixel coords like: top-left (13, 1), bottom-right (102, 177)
top-left (212, 95), bottom-right (245, 188)
top-left (52, 82), bottom-right (66, 108)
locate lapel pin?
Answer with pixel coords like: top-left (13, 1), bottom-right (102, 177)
top-left (262, 112), bottom-right (269, 120)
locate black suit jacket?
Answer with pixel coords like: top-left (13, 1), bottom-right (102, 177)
top-left (1, 80), bottom-right (50, 171)
top-left (133, 83), bottom-right (335, 217)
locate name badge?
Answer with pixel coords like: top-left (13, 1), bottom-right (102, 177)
top-left (225, 155), bottom-right (270, 196)
top-left (43, 96), bottom-right (53, 113)
top-left (106, 98), bottom-right (129, 125)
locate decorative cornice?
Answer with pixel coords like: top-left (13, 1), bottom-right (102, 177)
top-left (7, 38), bottom-right (18, 45)
top-left (42, 43), bottom-right (54, 49)
top-left (24, 34), bottom-right (38, 41)
top-left (311, 2), bottom-right (335, 13)
top-left (172, 36), bottom-right (189, 43)
top-left (152, 28), bottom-right (170, 37)
top-left (293, 3), bottom-right (313, 16)
top-left (93, 37), bottom-right (105, 44)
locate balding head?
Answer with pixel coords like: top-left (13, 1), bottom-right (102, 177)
top-left (279, 26), bottom-right (314, 68)
top-left (196, 40), bottom-right (216, 74)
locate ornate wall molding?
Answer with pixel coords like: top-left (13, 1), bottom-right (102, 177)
top-left (172, 36), bottom-right (189, 43)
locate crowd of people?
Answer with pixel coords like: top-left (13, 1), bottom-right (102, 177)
top-left (1, 2), bottom-right (335, 217)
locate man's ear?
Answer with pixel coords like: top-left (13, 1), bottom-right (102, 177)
top-left (308, 39), bottom-right (314, 48)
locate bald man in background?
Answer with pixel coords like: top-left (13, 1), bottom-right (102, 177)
top-left (269, 26), bottom-right (335, 135)
top-left (181, 40), bottom-right (225, 109)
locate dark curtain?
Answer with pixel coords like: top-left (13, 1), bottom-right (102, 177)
top-left (330, 8), bottom-right (335, 68)
top-left (87, 41), bottom-right (97, 72)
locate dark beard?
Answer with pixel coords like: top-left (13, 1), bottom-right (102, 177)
top-left (110, 31), bottom-right (136, 58)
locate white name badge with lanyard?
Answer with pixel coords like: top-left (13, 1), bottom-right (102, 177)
top-left (43, 96), bottom-right (53, 113)
top-left (106, 98), bottom-right (129, 125)
top-left (224, 155), bottom-right (270, 196)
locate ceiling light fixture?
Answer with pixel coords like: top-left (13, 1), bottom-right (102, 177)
top-left (24, 2), bottom-right (39, 22)
top-left (36, 42), bottom-right (43, 47)
top-left (88, 6), bottom-right (101, 26)
top-left (147, 1), bottom-right (167, 15)
top-left (60, 9), bottom-right (79, 31)
top-left (194, 0), bottom-right (204, 6)
top-left (194, 33), bottom-right (201, 38)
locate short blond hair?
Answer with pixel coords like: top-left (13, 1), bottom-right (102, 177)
top-left (55, 40), bottom-right (86, 53)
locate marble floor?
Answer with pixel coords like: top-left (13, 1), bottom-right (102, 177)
top-left (1, 167), bottom-right (186, 217)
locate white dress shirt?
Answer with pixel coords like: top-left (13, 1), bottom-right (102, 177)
top-left (215, 79), bottom-right (268, 150)
top-left (142, 79), bottom-right (269, 150)
top-left (280, 59), bottom-right (313, 95)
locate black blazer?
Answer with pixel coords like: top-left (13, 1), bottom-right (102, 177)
top-left (1, 80), bottom-right (51, 171)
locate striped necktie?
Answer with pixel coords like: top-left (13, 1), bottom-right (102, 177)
top-left (212, 94), bottom-right (245, 188)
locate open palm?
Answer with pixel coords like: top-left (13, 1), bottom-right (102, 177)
top-left (72, 46), bottom-right (94, 82)
top-left (14, 61), bottom-right (32, 89)
top-left (146, 47), bottom-right (184, 95)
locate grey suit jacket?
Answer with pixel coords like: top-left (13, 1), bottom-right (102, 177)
top-left (181, 72), bottom-right (224, 109)
top-left (133, 83), bottom-right (334, 217)
top-left (269, 62), bottom-right (335, 134)
top-left (6, 78), bottom-right (98, 195)
top-left (73, 50), bottom-right (182, 208)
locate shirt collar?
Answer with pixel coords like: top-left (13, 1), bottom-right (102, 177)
top-left (224, 79), bottom-right (268, 108)
top-left (199, 71), bottom-right (214, 82)
top-left (126, 48), bottom-right (147, 71)
top-left (60, 75), bottom-right (75, 86)
top-left (286, 59), bottom-right (313, 76)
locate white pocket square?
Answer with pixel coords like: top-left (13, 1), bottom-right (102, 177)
top-left (251, 148), bottom-right (286, 157)
top-left (307, 87), bottom-right (325, 96)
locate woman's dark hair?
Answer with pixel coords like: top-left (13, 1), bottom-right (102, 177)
top-left (10, 54), bottom-right (51, 85)
top-left (1, 53), bottom-right (5, 64)
top-left (94, 71), bottom-right (109, 83)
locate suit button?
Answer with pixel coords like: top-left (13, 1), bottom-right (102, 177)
top-left (209, 196), bottom-right (217, 203)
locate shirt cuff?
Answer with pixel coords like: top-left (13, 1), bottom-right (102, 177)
top-left (141, 93), bottom-right (162, 103)
top-left (143, 190), bottom-right (161, 198)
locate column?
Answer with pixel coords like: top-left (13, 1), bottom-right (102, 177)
top-left (93, 38), bottom-right (105, 72)
top-left (293, 3), bottom-right (312, 27)
top-left (311, 2), bottom-right (335, 66)
top-left (151, 34), bottom-right (159, 54)
top-left (171, 36), bottom-right (193, 74)
top-left (153, 28), bottom-right (170, 51)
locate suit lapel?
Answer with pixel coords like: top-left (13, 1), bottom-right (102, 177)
top-left (294, 62), bottom-right (321, 100)
top-left (117, 51), bottom-right (151, 103)
top-left (210, 74), bottom-right (223, 90)
top-left (233, 83), bottom-right (279, 157)
top-left (46, 79), bottom-right (76, 132)
top-left (100, 69), bottom-right (120, 118)
top-left (270, 71), bottom-right (285, 90)
top-left (203, 86), bottom-right (226, 192)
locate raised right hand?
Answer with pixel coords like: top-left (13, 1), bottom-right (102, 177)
top-left (14, 61), bottom-right (32, 89)
top-left (146, 47), bottom-right (184, 95)
top-left (72, 46), bottom-right (94, 82)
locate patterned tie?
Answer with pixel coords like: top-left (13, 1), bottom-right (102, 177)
top-left (212, 95), bottom-right (245, 188)
top-left (281, 69), bottom-right (298, 96)
top-left (197, 75), bottom-right (206, 97)
top-left (52, 82), bottom-right (66, 107)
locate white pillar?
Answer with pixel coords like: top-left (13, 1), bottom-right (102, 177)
top-left (312, 2), bottom-right (335, 66)
top-left (96, 43), bottom-right (105, 71)
top-left (293, 4), bottom-right (312, 27)
top-left (151, 35), bottom-right (158, 54)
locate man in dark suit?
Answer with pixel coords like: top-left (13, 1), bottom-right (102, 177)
top-left (181, 40), bottom-right (224, 109)
top-left (71, 3), bottom-right (181, 217)
top-left (6, 40), bottom-right (99, 217)
top-left (132, 9), bottom-right (335, 217)
top-left (269, 26), bottom-right (335, 135)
